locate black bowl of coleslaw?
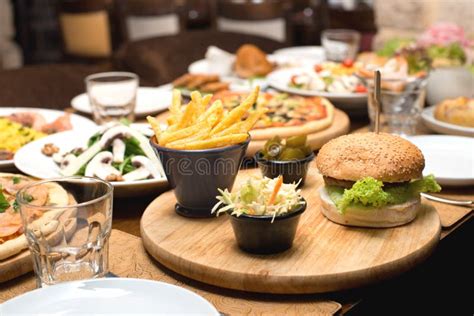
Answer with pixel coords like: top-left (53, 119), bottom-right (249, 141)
top-left (228, 198), bottom-right (307, 254)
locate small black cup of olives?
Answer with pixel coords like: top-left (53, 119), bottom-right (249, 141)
top-left (255, 135), bottom-right (314, 186)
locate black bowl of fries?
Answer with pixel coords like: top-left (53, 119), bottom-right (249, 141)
top-left (151, 136), bottom-right (250, 217)
top-left (149, 87), bottom-right (262, 218)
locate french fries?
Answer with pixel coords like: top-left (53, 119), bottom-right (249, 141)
top-left (167, 134), bottom-right (249, 150)
top-left (146, 116), bottom-right (161, 138)
top-left (210, 86), bottom-right (260, 135)
top-left (149, 87), bottom-right (264, 150)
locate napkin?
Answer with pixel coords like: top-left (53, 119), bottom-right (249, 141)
top-left (205, 46), bottom-right (235, 76)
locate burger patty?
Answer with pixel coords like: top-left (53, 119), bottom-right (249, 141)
top-left (323, 176), bottom-right (409, 188)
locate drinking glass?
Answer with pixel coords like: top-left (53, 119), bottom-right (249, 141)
top-left (86, 72), bottom-right (138, 124)
top-left (367, 79), bottom-right (427, 136)
top-left (17, 177), bottom-right (113, 287)
top-left (321, 29), bottom-right (361, 62)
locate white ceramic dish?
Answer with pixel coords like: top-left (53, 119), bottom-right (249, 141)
top-left (14, 129), bottom-right (168, 197)
top-left (407, 135), bottom-right (474, 186)
top-left (426, 66), bottom-right (474, 106)
top-left (421, 106), bottom-right (474, 137)
top-left (273, 45), bottom-right (326, 62)
top-left (266, 68), bottom-right (367, 109)
top-left (188, 54), bottom-right (277, 75)
top-left (0, 107), bottom-right (97, 171)
top-left (71, 87), bottom-right (171, 117)
top-left (0, 278), bottom-right (219, 315)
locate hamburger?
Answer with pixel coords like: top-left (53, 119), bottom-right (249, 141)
top-left (316, 133), bottom-right (441, 228)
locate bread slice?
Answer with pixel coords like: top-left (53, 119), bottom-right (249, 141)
top-left (319, 187), bottom-right (420, 228)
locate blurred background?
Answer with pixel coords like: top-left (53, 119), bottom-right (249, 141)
top-left (0, 0), bottom-right (472, 109)
top-left (2, 0), bottom-right (472, 69)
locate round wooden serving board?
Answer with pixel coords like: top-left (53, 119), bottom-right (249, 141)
top-left (154, 109), bottom-right (350, 157)
top-left (0, 252), bottom-right (32, 283)
top-left (141, 167), bottom-right (441, 294)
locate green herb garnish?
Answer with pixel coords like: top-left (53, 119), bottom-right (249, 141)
top-left (0, 190), bottom-right (9, 213)
top-left (13, 200), bottom-right (20, 213)
top-left (12, 176), bottom-right (21, 184)
top-left (22, 193), bottom-right (34, 203)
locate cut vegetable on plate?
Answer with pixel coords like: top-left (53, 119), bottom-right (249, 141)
top-left (0, 108), bottom-right (97, 170)
top-left (14, 124), bottom-right (168, 197)
top-left (44, 122), bottom-right (165, 182)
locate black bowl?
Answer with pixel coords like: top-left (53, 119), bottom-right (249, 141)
top-left (255, 151), bottom-right (315, 186)
top-left (228, 199), bottom-right (307, 254)
top-left (151, 136), bottom-right (250, 218)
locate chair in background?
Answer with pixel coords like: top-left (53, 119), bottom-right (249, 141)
top-left (57, 0), bottom-right (127, 62)
top-left (211, 0), bottom-right (293, 44)
top-left (123, 0), bottom-right (186, 41)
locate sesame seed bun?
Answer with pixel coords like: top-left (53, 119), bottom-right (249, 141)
top-left (316, 133), bottom-right (425, 183)
top-left (319, 187), bottom-right (420, 227)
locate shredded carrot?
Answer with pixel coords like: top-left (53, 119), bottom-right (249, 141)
top-left (267, 175), bottom-right (283, 205)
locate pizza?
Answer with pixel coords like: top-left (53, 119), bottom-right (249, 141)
top-left (0, 173), bottom-right (70, 261)
top-left (211, 91), bottom-right (334, 140)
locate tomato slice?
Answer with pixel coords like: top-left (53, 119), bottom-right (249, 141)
top-left (314, 64), bottom-right (323, 72)
top-left (354, 84), bottom-right (367, 93)
top-left (342, 58), bottom-right (354, 67)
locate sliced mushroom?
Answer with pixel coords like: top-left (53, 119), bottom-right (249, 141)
top-left (98, 125), bottom-right (132, 148)
top-left (61, 142), bottom-right (102, 176)
top-left (122, 155), bottom-right (159, 181)
top-left (59, 154), bottom-right (78, 170)
top-left (52, 151), bottom-right (66, 164)
top-left (122, 167), bottom-right (151, 181)
top-left (112, 138), bottom-right (126, 163)
top-left (85, 151), bottom-right (121, 180)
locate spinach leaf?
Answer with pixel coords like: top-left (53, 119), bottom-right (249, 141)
top-left (75, 164), bottom-right (87, 176)
top-left (87, 132), bottom-right (101, 147)
top-left (116, 156), bottom-right (135, 174)
top-left (124, 137), bottom-right (145, 156)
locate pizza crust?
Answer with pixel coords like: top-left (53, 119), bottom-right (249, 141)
top-left (249, 98), bottom-right (335, 140)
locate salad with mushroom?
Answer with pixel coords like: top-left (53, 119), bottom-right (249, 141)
top-left (43, 123), bottom-right (165, 182)
top-left (289, 61), bottom-right (367, 94)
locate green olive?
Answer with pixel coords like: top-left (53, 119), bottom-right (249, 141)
top-left (286, 135), bottom-right (307, 148)
top-left (302, 145), bottom-right (313, 156)
top-left (279, 148), bottom-right (306, 160)
top-left (263, 136), bottom-right (282, 159)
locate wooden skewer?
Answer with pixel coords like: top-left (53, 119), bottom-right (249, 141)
top-left (374, 70), bottom-right (382, 134)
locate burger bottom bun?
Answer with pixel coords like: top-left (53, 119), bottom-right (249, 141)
top-left (319, 187), bottom-right (420, 228)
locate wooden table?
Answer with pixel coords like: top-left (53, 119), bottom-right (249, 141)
top-left (1, 107), bottom-right (472, 314)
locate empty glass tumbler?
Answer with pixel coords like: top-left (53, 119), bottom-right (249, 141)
top-left (368, 79), bottom-right (427, 136)
top-left (17, 177), bottom-right (113, 287)
top-left (86, 72), bottom-right (138, 124)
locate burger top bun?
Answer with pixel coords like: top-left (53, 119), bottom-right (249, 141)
top-left (316, 132), bottom-right (425, 183)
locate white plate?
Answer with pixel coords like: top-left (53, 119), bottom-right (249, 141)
top-left (0, 107), bottom-right (97, 171)
top-left (14, 129), bottom-right (168, 197)
top-left (71, 87), bottom-right (171, 117)
top-left (0, 278), bottom-right (219, 315)
top-left (188, 54), bottom-right (279, 76)
top-left (273, 45), bottom-right (326, 62)
top-left (407, 135), bottom-right (474, 186)
top-left (266, 68), bottom-right (367, 109)
top-left (421, 106), bottom-right (474, 137)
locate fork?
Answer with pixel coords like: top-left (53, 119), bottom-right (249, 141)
top-left (421, 193), bottom-right (474, 208)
